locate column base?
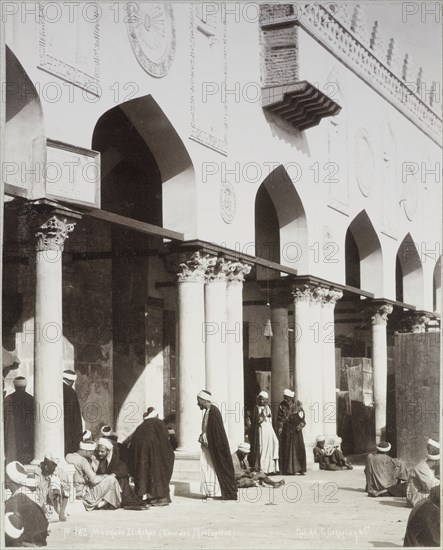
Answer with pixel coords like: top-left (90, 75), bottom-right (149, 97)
top-left (171, 449), bottom-right (201, 496)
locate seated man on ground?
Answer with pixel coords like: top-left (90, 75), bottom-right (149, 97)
top-left (36, 454), bottom-right (70, 522)
top-left (403, 485), bottom-right (440, 547)
top-left (95, 438), bottom-right (146, 510)
top-left (364, 441), bottom-right (408, 497)
top-left (406, 438), bottom-right (440, 508)
top-left (313, 435), bottom-right (353, 471)
top-left (232, 442), bottom-right (285, 488)
top-left (5, 461), bottom-right (49, 547)
top-left (66, 439), bottom-right (122, 511)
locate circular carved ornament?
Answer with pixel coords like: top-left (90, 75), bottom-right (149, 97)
top-left (220, 182), bottom-right (236, 224)
top-left (127, 3), bottom-right (176, 78)
top-left (403, 173), bottom-right (419, 221)
top-left (354, 130), bottom-right (374, 197)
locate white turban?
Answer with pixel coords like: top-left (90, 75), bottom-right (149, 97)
top-left (6, 461), bottom-right (37, 487)
top-left (238, 442), bottom-right (251, 453)
top-left (428, 438), bottom-right (440, 449)
top-left (258, 391), bottom-right (269, 399)
top-left (197, 390), bottom-right (212, 402)
top-left (100, 425), bottom-right (112, 436)
top-left (43, 453), bottom-right (59, 464)
top-left (63, 370), bottom-right (77, 381)
top-left (97, 438), bottom-right (113, 451)
top-left (376, 442), bottom-right (391, 453)
top-left (316, 435), bottom-right (326, 443)
top-left (79, 440), bottom-right (96, 451)
top-left (13, 377), bottom-right (27, 388)
top-left (283, 389), bottom-right (295, 397)
top-left (5, 513), bottom-right (24, 540)
top-left (143, 408), bottom-right (158, 420)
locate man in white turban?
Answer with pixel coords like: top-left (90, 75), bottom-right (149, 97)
top-left (364, 441), bottom-right (408, 497)
top-left (249, 390), bottom-right (279, 474)
top-left (197, 390), bottom-right (237, 500)
top-left (65, 440), bottom-right (121, 510)
top-left (231, 442), bottom-right (285, 488)
top-left (406, 438), bottom-right (440, 507)
top-left (4, 376), bottom-right (35, 464)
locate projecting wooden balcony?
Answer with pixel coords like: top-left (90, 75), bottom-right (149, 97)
top-left (262, 81), bottom-right (341, 130)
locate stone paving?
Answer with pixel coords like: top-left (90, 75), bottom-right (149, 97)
top-left (46, 465), bottom-right (412, 550)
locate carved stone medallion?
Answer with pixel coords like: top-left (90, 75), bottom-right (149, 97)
top-left (220, 181), bottom-right (236, 224)
top-left (127, 3), bottom-right (176, 78)
top-left (355, 129), bottom-right (374, 197)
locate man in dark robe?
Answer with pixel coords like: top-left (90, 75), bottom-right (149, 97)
top-left (128, 407), bottom-right (175, 507)
top-left (277, 389), bottom-right (306, 475)
top-left (63, 370), bottom-right (83, 455)
top-left (404, 485), bottom-right (440, 547)
top-left (5, 461), bottom-right (49, 547)
top-left (4, 377), bottom-right (35, 464)
top-left (96, 438), bottom-right (145, 510)
top-left (365, 441), bottom-right (408, 497)
top-left (197, 390), bottom-right (238, 501)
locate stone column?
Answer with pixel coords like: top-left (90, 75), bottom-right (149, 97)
top-left (370, 303), bottom-right (393, 443)
top-left (270, 291), bottom-right (291, 423)
top-left (225, 262), bottom-right (251, 450)
top-left (321, 289), bottom-right (343, 438)
top-left (204, 258), bottom-right (229, 408)
top-left (292, 285), bottom-right (327, 454)
top-left (34, 215), bottom-right (75, 462)
top-left (176, 252), bottom-right (209, 453)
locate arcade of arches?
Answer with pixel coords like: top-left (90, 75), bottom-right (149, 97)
top-left (3, 76), bottom-right (440, 473)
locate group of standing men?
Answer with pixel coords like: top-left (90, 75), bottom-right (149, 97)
top-left (249, 388), bottom-right (307, 476)
top-left (197, 387), bottom-right (308, 500)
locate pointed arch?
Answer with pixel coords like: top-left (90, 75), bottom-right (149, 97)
top-left (396, 233), bottom-right (424, 306)
top-left (92, 94), bottom-right (196, 236)
top-left (255, 165), bottom-right (308, 274)
top-left (345, 210), bottom-right (383, 295)
top-left (5, 46), bottom-right (46, 199)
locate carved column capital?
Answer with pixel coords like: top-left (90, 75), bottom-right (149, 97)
top-left (323, 288), bottom-right (343, 307)
top-left (177, 251), bottom-right (211, 283)
top-left (226, 261), bottom-right (252, 284)
top-left (292, 284), bottom-right (328, 304)
top-left (368, 303), bottom-right (393, 325)
top-left (206, 257), bottom-right (231, 283)
top-left (35, 216), bottom-right (75, 252)
top-left (397, 312), bottom-right (431, 333)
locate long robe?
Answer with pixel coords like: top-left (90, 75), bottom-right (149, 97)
top-left (63, 383), bottom-right (82, 455)
top-left (403, 498), bottom-right (440, 547)
top-left (364, 452), bottom-right (408, 496)
top-left (406, 460), bottom-right (440, 507)
top-left (97, 451), bottom-right (143, 507)
top-left (203, 405), bottom-right (238, 500)
top-left (5, 492), bottom-right (49, 547)
top-left (128, 417), bottom-right (175, 500)
top-left (65, 452), bottom-right (121, 510)
top-left (4, 390), bottom-right (35, 464)
top-left (278, 400), bottom-right (306, 474)
top-left (249, 404), bottom-right (279, 474)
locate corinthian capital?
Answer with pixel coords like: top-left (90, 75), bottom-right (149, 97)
top-left (292, 284), bottom-right (328, 304)
top-left (324, 289), bottom-right (343, 307)
top-left (369, 303), bottom-right (393, 325)
top-left (226, 261), bottom-right (252, 284)
top-left (35, 216), bottom-right (75, 252)
top-left (206, 257), bottom-right (231, 282)
top-left (177, 251), bottom-right (211, 283)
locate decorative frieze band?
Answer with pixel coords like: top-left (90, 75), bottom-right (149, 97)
top-left (35, 216), bottom-right (75, 252)
top-left (291, 4), bottom-right (441, 145)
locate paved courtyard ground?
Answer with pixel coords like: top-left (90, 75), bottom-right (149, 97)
top-left (45, 464), bottom-right (413, 550)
